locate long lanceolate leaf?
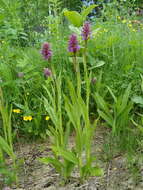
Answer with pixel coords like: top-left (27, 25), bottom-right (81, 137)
top-left (0, 88), bottom-right (13, 151)
top-left (43, 75), bottom-right (64, 146)
top-left (97, 109), bottom-right (113, 127)
top-left (117, 84), bottom-right (131, 116)
top-left (0, 136), bottom-right (15, 160)
top-left (55, 147), bottom-right (78, 164)
top-left (94, 92), bottom-right (111, 117)
top-left (39, 157), bottom-right (64, 174)
top-left (107, 86), bottom-right (117, 103)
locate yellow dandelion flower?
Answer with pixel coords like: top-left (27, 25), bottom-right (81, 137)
top-left (28, 116), bottom-right (32, 121)
top-left (45, 116), bottom-right (50, 121)
top-left (132, 29), bottom-right (136, 32)
top-left (23, 116), bottom-right (32, 121)
top-left (23, 116), bottom-right (28, 121)
top-left (13, 109), bottom-right (21, 113)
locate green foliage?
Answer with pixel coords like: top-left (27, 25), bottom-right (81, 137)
top-left (64, 5), bottom-right (97, 27)
top-left (40, 70), bottom-right (103, 181)
top-left (0, 88), bottom-right (17, 186)
top-left (0, 0), bottom-right (143, 186)
top-left (94, 84), bottom-right (133, 135)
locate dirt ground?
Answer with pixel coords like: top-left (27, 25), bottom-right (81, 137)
top-left (2, 127), bottom-right (143, 190)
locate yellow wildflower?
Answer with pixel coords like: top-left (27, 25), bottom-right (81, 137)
top-left (28, 116), bottom-right (33, 121)
top-left (128, 24), bottom-right (132, 28)
top-left (117, 16), bottom-right (121, 20)
top-left (122, 20), bottom-right (127, 24)
top-left (13, 109), bottom-right (21, 113)
top-left (45, 116), bottom-right (50, 121)
top-left (23, 116), bottom-right (33, 121)
top-left (132, 29), bottom-right (136, 32)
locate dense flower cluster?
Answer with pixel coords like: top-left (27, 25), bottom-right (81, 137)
top-left (81, 22), bottom-right (91, 41)
top-left (41, 42), bottom-right (52, 60)
top-left (68, 34), bottom-right (80, 54)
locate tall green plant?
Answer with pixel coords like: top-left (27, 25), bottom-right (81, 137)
top-left (64, 79), bottom-right (103, 180)
top-left (94, 84), bottom-right (133, 135)
top-left (64, 4), bottom-right (97, 27)
top-left (39, 73), bottom-right (103, 182)
top-left (0, 87), bottom-right (17, 185)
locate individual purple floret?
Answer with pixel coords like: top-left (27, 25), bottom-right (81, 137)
top-left (81, 22), bottom-right (91, 41)
top-left (17, 72), bottom-right (24, 78)
top-left (41, 42), bottom-right (52, 60)
top-left (68, 34), bottom-right (80, 54)
top-left (43, 68), bottom-right (52, 78)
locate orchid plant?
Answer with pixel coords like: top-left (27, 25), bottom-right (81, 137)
top-left (39, 20), bottom-right (103, 182)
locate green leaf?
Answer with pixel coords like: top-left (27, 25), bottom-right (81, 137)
top-left (56, 147), bottom-right (78, 164)
top-left (107, 86), bottom-right (117, 103)
top-left (0, 136), bottom-right (15, 160)
top-left (131, 119), bottom-right (143, 133)
top-left (132, 96), bottom-right (143, 105)
top-left (117, 84), bottom-right (131, 115)
top-left (94, 93), bottom-right (110, 115)
top-left (140, 74), bottom-right (143, 93)
top-left (39, 157), bottom-right (63, 173)
top-left (81, 4), bottom-right (98, 21)
top-left (97, 109), bottom-right (113, 126)
top-left (89, 167), bottom-right (104, 176)
top-left (64, 159), bottom-right (75, 178)
top-left (64, 10), bottom-right (82, 27)
top-left (88, 61), bottom-right (105, 70)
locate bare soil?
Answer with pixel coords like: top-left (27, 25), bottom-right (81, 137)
top-left (2, 127), bottom-right (143, 190)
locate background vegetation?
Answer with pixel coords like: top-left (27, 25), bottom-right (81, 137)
top-left (0, 0), bottom-right (143, 188)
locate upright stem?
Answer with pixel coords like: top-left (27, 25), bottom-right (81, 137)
top-left (83, 41), bottom-right (89, 112)
top-left (73, 53), bottom-right (77, 72)
top-left (73, 54), bottom-right (81, 97)
top-left (83, 41), bottom-right (92, 167)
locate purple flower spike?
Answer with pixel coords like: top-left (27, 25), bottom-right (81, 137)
top-left (43, 68), bottom-right (52, 78)
top-left (68, 34), bottom-right (80, 54)
top-left (81, 22), bottom-right (91, 41)
top-left (41, 42), bottom-right (52, 61)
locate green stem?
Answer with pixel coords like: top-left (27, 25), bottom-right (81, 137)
top-left (83, 41), bottom-right (89, 113)
top-left (73, 54), bottom-right (81, 97)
